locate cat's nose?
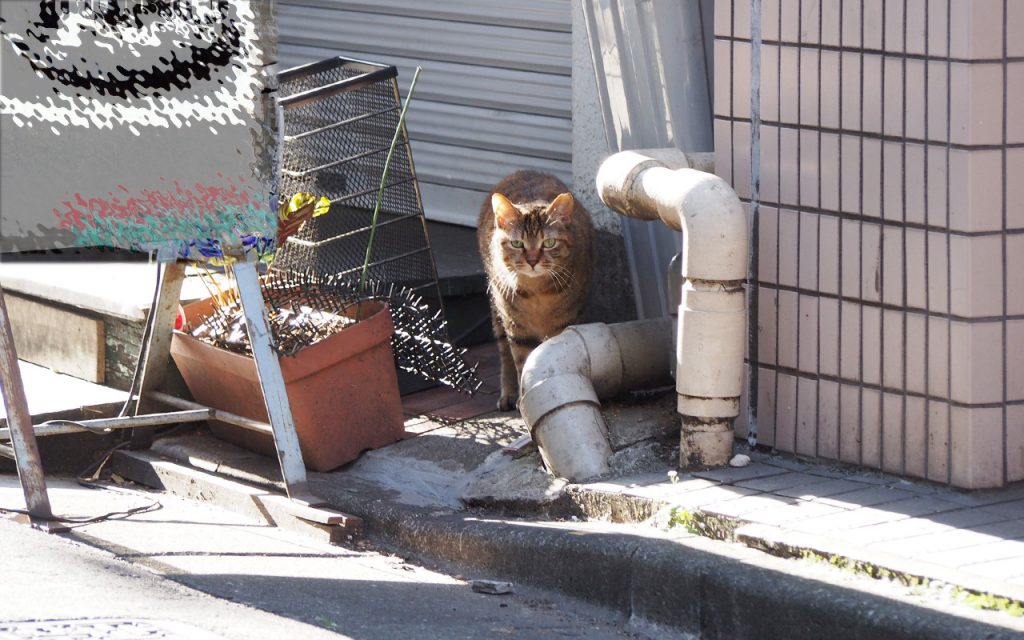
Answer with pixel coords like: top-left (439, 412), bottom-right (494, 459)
top-left (525, 254), bottom-right (540, 267)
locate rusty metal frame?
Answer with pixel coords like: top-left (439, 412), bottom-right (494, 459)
top-left (0, 285), bottom-right (65, 531)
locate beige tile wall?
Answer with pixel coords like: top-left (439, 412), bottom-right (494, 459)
top-left (716, 0), bottom-right (1022, 488)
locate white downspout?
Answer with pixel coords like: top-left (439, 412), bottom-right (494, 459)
top-left (596, 150), bottom-right (748, 469)
top-left (519, 319), bottom-right (673, 481)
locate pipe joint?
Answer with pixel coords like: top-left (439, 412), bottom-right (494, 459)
top-left (677, 394), bottom-right (741, 419)
top-left (520, 373), bottom-right (600, 435)
top-left (569, 324), bottom-right (623, 396)
top-left (594, 151), bottom-right (666, 222)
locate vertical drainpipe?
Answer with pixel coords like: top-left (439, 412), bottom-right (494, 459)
top-left (748, 0), bottom-right (763, 447)
top-left (597, 150), bottom-right (749, 468)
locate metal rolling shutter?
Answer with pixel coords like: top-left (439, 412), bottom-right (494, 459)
top-left (277, 1), bottom-right (573, 227)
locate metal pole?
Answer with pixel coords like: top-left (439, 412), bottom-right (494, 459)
top-left (233, 259), bottom-right (313, 501)
top-left (148, 391), bottom-right (274, 435)
top-left (0, 285), bottom-right (57, 527)
top-left (0, 410), bottom-right (210, 440)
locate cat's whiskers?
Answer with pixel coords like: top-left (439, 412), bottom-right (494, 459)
top-left (498, 268), bottom-right (518, 303)
top-left (548, 266), bottom-right (567, 290)
top-left (549, 265), bottom-right (576, 291)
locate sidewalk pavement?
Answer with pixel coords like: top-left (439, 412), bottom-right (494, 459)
top-left (4, 342), bottom-right (1024, 638)
top-left (407, 342), bottom-right (1024, 609)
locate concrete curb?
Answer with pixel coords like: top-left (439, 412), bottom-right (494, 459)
top-left (112, 449), bottom-right (1024, 639)
top-left (337, 501), bottom-right (1023, 639)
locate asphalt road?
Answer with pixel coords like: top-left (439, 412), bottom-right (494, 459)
top-left (0, 478), bottom-right (654, 640)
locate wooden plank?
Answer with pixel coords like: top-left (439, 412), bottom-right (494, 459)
top-left (5, 294), bottom-right (104, 383)
top-left (130, 261), bottom-right (185, 450)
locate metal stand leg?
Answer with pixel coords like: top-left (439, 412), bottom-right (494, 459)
top-left (130, 261), bottom-right (186, 449)
top-left (233, 260), bottom-right (314, 501)
top-left (0, 286), bottom-right (64, 531)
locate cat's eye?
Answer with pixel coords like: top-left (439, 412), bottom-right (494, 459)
top-left (542, 238), bottom-right (556, 248)
top-left (510, 240), bottom-right (524, 248)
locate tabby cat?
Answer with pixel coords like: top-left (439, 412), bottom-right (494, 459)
top-left (477, 170), bottom-right (594, 411)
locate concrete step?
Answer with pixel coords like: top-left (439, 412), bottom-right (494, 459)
top-left (0, 262), bottom-right (227, 391)
top-left (0, 361), bottom-right (129, 475)
top-left (566, 456), bottom-right (1024, 611)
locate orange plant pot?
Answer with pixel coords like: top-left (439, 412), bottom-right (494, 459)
top-left (170, 297), bottom-right (405, 472)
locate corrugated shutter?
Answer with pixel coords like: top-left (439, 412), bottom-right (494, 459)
top-left (278, 0), bottom-right (573, 227)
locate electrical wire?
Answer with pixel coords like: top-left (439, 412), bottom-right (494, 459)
top-left (116, 257), bottom-right (164, 418)
top-left (0, 496), bottom-right (161, 527)
top-left (1, 425), bottom-right (163, 527)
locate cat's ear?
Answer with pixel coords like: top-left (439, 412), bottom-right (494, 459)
top-left (546, 193), bottom-right (575, 226)
top-left (491, 193), bottom-right (519, 231)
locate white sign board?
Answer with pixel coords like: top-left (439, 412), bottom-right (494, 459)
top-left (0, 1), bottom-right (276, 257)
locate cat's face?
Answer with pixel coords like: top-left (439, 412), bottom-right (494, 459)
top-left (491, 192), bottom-right (575, 279)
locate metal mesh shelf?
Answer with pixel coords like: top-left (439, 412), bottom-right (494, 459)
top-left (269, 56), bottom-right (477, 393)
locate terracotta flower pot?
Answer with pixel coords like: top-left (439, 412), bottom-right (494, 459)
top-left (170, 297), bottom-right (406, 472)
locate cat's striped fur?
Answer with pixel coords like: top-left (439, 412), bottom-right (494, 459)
top-left (477, 170), bottom-right (594, 411)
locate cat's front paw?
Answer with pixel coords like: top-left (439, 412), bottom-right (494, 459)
top-left (497, 393), bottom-right (519, 412)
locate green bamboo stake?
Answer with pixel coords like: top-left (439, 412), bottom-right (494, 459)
top-left (360, 66), bottom-right (422, 292)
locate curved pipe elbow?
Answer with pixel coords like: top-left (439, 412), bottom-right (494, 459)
top-left (597, 149), bottom-right (750, 468)
top-left (519, 320), bottom-right (673, 482)
top-left (662, 171), bottom-right (748, 283)
top-left (519, 327), bottom-right (592, 398)
top-left (519, 326), bottom-right (610, 482)
top-left (597, 151), bottom-right (749, 283)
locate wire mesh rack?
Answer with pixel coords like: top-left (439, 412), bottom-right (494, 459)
top-left (263, 56), bottom-right (477, 393)
top-left (273, 57), bottom-right (434, 289)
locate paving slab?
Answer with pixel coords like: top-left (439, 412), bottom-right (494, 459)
top-left (692, 462), bottom-right (787, 484)
top-left (814, 485), bottom-right (919, 508)
top-left (699, 492), bottom-right (796, 519)
top-left (740, 499), bottom-right (849, 526)
top-left (774, 477), bottom-right (868, 499)
top-left (734, 470), bottom-right (822, 492)
top-left (787, 505), bottom-right (914, 534)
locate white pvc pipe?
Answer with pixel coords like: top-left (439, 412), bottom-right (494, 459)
top-left (519, 319), bottom-right (673, 481)
top-left (597, 150), bottom-right (748, 468)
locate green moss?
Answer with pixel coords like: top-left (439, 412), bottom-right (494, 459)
top-left (314, 616), bottom-right (339, 630)
top-left (667, 508), bottom-right (700, 535)
top-left (797, 552), bottom-right (1022, 618)
top-left (952, 588), bottom-right (1024, 617)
